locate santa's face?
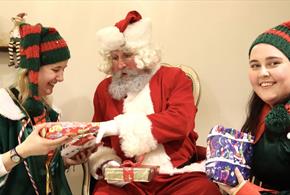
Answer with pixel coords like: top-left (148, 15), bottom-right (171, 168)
top-left (110, 50), bottom-right (137, 76)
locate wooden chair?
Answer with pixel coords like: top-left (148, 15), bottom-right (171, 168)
top-left (81, 63), bottom-right (202, 195)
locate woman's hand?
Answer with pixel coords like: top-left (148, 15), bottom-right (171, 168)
top-left (63, 145), bottom-right (98, 167)
top-left (17, 123), bottom-right (70, 158)
top-left (218, 168), bottom-right (247, 195)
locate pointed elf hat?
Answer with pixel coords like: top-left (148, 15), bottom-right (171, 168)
top-left (97, 10), bottom-right (152, 52)
top-left (249, 20), bottom-right (290, 60)
top-left (19, 23), bottom-right (70, 120)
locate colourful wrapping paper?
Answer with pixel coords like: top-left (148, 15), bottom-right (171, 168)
top-left (43, 122), bottom-right (99, 139)
top-left (41, 122), bottom-right (99, 158)
top-left (205, 125), bottom-right (254, 186)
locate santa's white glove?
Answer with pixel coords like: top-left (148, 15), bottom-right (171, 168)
top-left (96, 120), bottom-right (119, 144)
top-left (102, 160), bottom-right (128, 187)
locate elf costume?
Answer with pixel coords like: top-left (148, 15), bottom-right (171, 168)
top-left (236, 20), bottom-right (290, 195)
top-left (0, 23), bottom-right (71, 195)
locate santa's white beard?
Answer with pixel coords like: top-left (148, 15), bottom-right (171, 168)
top-left (109, 68), bottom-right (152, 100)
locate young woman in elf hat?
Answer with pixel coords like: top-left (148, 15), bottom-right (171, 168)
top-left (0, 23), bottom-right (86, 195)
top-left (219, 20), bottom-right (290, 195)
top-left (88, 11), bottom-right (221, 195)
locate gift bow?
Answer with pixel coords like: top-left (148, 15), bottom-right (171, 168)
top-left (120, 155), bottom-right (144, 182)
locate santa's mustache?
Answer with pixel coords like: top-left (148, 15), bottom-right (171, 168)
top-left (112, 68), bottom-right (139, 79)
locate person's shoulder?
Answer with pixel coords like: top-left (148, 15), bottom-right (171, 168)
top-left (0, 88), bottom-right (25, 120)
top-left (96, 77), bottom-right (111, 89)
top-left (157, 65), bottom-right (187, 79)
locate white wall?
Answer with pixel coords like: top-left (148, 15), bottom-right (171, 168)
top-left (1, 1), bottom-right (290, 194)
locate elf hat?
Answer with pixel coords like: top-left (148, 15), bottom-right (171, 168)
top-left (249, 20), bottom-right (290, 60)
top-left (97, 10), bottom-right (152, 52)
top-left (19, 23), bottom-right (70, 119)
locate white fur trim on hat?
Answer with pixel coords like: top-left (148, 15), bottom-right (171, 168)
top-left (123, 18), bottom-right (151, 49)
top-left (88, 146), bottom-right (121, 180)
top-left (0, 88), bottom-right (25, 120)
top-left (97, 18), bottom-right (152, 52)
top-left (97, 26), bottom-right (125, 52)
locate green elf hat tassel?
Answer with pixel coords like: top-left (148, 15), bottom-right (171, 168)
top-left (19, 23), bottom-right (70, 119)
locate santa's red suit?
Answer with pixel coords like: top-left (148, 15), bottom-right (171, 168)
top-left (89, 65), bottom-right (221, 195)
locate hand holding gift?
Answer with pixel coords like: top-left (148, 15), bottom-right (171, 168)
top-left (103, 156), bottom-right (158, 183)
top-left (41, 122), bottom-right (100, 159)
top-left (218, 167), bottom-right (247, 195)
top-left (102, 161), bottom-right (129, 187)
top-left (205, 125), bottom-right (254, 187)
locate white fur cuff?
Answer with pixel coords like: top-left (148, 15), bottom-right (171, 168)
top-left (88, 146), bottom-right (121, 179)
top-left (115, 113), bottom-right (158, 157)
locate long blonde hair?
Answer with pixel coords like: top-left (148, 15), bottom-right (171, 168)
top-left (16, 68), bottom-right (51, 106)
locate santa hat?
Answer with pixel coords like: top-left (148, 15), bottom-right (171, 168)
top-left (96, 11), bottom-right (161, 73)
top-left (19, 23), bottom-right (70, 121)
top-left (249, 20), bottom-right (290, 60)
top-left (97, 10), bottom-right (152, 52)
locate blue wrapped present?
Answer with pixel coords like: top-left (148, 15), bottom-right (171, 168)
top-left (205, 125), bottom-right (254, 186)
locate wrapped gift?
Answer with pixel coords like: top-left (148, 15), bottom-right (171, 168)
top-left (61, 133), bottom-right (97, 158)
top-left (205, 125), bottom-right (254, 186)
top-left (40, 122), bottom-right (100, 158)
top-left (104, 160), bottom-right (158, 182)
top-left (42, 122), bottom-right (99, 139)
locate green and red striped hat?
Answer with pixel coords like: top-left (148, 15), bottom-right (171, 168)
top-left (19, 23), bottom-right (70, 120)
top-left (249, 20), bottom-right (290, 60)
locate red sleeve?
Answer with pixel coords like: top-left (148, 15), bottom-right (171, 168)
top-left (92, 78), bottom-right (112, 147)
top-left (92, 78), bottom-right (111, 122)
top-left (236, 181), bottom-right (277, 195)
top-left (92, 85), bottom-right (103, 122)
top-left (148, 68), bottom-right (197, 143)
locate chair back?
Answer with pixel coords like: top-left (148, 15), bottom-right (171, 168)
top-left (162, 63), bottom-right (201, 106)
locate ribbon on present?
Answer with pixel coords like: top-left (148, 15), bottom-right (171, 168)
top-left (120, 155), bottom-right (144, 182)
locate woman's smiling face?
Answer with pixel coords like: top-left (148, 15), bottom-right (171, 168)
top-left (248, 43), bottom-right (290, 106)
top-left (38, 60), bottom-right (68, 97)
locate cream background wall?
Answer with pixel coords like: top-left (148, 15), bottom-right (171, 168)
top-left (0, 1), bottom-right (290, 194)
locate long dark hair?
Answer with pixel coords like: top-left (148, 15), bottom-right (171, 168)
top-left (241, 92), bottom-right (265, 134)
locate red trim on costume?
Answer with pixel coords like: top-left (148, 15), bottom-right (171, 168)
top-left (28, 71), bottom-right (38, 84)
top-left (40, 39), bottom-right (67, 52)
top-left (254, 104), bottom-right (271, 143)
top-left (20, 24), bottom-right (42, 38)
top-left (33, 110), bottom-right (46, 124)
top-left (265, 29), bottom-right (290, 42)
top-left (236, 181), bottom-right (277, 195)
top-left (22, 45), bottom-right (40, 59)
top-left (33, 96), bottom-right (41, 101)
